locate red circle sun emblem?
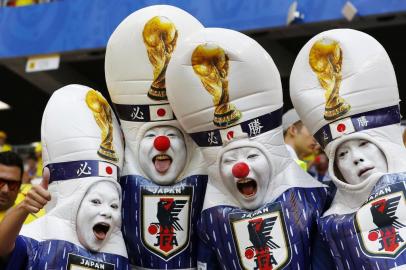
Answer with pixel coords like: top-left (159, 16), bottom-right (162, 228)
top-left (148, 224), bottom-right (158, 235)
top-left (336, 123), bottom-right (346, 133)
top-left (105, 166), bottom-right (113, 175)
top-left (157, 108), bottom-right (166, 117)
top-left (368, 231), bottom-right (379, 241)
top-left (245, 248), bottom-right (254, 259)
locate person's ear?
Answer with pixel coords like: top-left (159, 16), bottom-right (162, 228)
top-left (287, 125), bottom-right (297, 137)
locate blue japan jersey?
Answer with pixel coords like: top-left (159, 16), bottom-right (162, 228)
top-left (320, 173), bottom-right (406, 270)
top-left (120, 174), bottom-right (208, 269)
top-left (2, 236), bottom-right (129, 270)
top-left (197, 186), bottom-right (328, 270)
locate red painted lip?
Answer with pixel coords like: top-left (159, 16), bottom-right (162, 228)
top-left (358, 167), bottom-right (374, 177)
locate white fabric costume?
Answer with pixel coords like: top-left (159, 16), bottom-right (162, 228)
top-left (105, 5), bottom-right (207, 269)
top-left (5, 84), bottom-right (129, 270)
top-left (290, 29), bottom-right (406, 269)
top-left (166, 27), bottom-right (327, 270)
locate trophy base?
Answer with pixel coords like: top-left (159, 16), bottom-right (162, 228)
top-left (97, 146), bottom-right (118, 162)
top-left (324, 102), bottom-right (351, 121)
top-left (213, 107), bottom-right (242, 128)
top-left (148, 86), bottom-right (167, 101)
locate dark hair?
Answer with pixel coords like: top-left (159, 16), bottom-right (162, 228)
top-left (0, 151), bottom-right (24, 180)
top-left (26, 152), bottom-right (37, 161)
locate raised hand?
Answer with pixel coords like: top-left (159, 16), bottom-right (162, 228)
top-left (21, 167), bottom-right (51, 214)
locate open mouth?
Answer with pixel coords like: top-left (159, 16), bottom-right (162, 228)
top-left (93, 222), bottom-right (110, 241)
top-left (358, 167), bottom-right (374, 177)
top-left (236, 178), bottom-right (257, 198)
top-left (153, 154), bottom-right (173, 174)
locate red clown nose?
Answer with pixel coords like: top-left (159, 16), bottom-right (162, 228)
top-left (154, 136), bottom-right (171, 152)
top-left (232, 162), bottom-right (250, 178)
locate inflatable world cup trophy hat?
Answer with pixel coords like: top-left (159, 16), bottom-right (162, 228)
top-left (166, 28), bottom-right (325, 209)
top-left (105, 5), bottom-right (205, 180)
top-left (40, 84), bottom-right (124, 211)
top-left (290, 29), bottom-right (406, 214)
top-left (20, 84), bottom-right (128, 261)
top-left (105, 7), bottom-right (209, 268)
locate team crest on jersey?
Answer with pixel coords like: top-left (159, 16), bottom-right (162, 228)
top-left (141, 185), bottom-right (193, 260)
top-left (355, 182), bottom-right (406, 258)
top-left (230, 202), bottom-right (291, 270)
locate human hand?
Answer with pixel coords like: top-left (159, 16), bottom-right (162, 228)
top-left (20, 167), bottom-right (51, 214)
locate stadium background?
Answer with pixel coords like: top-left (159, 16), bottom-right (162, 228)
top-left (1, 0), bottom-right (405, 146)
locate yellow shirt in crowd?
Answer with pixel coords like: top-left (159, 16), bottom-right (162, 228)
top-left (0, 184), bottom-right (45, 224)
top-left (0, 144), bottom-right (12, 153)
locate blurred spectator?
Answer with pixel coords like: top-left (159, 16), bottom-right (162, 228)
top-left (4, 0), bottom-right (37, 6)
top-left (0, 131), bottom-right (12, 153)
top-left (0, 151), bottom-right (44, 224)
top-left (403, 129), bottom-right (406, 147)
top-left (302, 142), bottom-right (321, 170)
top-left (33, 142), bottom-right (42, 178)
top-left (22, 152), bottom-right (38, 184)
top-left (308, 152), bottom-right (331, 183)
top-left (2, 0), bottom-right (52, 6)
top-left (401, 124), bottom-right (406, 147)
top-left (308, 152), bottom-right (336, 201)
top-left (282, 108), bottom-right (318, 170)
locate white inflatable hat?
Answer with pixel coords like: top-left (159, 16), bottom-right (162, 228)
top-left (167, 28), bottom-right (283, 140)
top-left (290, 29), bottom-right (406, 214)
top-left (41, 84), bottom-right (124, 210)
top-left (290, 29), bottom-right (400, 151)
top-left (167, 28), bottom-right (323, 208)
top-left (105, 5), bottom-right (205, 179)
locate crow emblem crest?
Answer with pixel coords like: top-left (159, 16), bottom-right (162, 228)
top-left (230, 203), bottom-right (291, 270)
top-left (141, 186), bottom-right (193, 260)
top-left (355, 189), bottom-right (406, 258)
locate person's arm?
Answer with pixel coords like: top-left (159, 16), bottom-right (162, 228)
top-left (311, 231), bottom-right (335, 270)
top-left (0, 168), bottom-right (51, 259)
top-left (197, 238), bottom-right (221, 270)
top-left (196, 213), bottom-right (221, 270)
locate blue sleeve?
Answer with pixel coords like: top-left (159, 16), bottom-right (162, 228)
top-left (311, 232), bottom-right (335, 270)
top-left (197, 239), bottom-right (221, 270)
top-left (197, 212), bottom-right (221, 270)
top-left (1, 236), bottom-right (28, 270)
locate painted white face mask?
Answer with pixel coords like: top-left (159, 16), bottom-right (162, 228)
top-left (220, 147), bottom-right (271, 210)
top-left (335, 139), bottom-right (388, 185)
top-left (76, 181), bottom-right (121, 252)
top-left (138, 126), bottom-right (187, 185)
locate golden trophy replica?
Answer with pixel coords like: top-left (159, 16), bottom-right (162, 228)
top-left (309, 38), bottom-right (351, 121)
top-left (143, 16), bottom-right (178, 101)
top-left (86, 90), bottom-right (118, 162)
top-left (191, 43), bottom-right (242, 127)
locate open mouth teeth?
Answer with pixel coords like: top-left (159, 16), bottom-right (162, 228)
top-left (93, 222), bottom-right (110, 241)
top-left (153, 154), bottom-right (173, 174)
top-left (236, 178), bottom-right (257, 198)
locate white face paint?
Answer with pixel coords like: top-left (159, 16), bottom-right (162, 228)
top-left (335, 139), bottom-right (388, 185)
top-left (76, 181), bottom-right (121, 252)
top-left (220, 147), bottom-right (271, 210)
top-left (138, 126), bottom-right (187, 185)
